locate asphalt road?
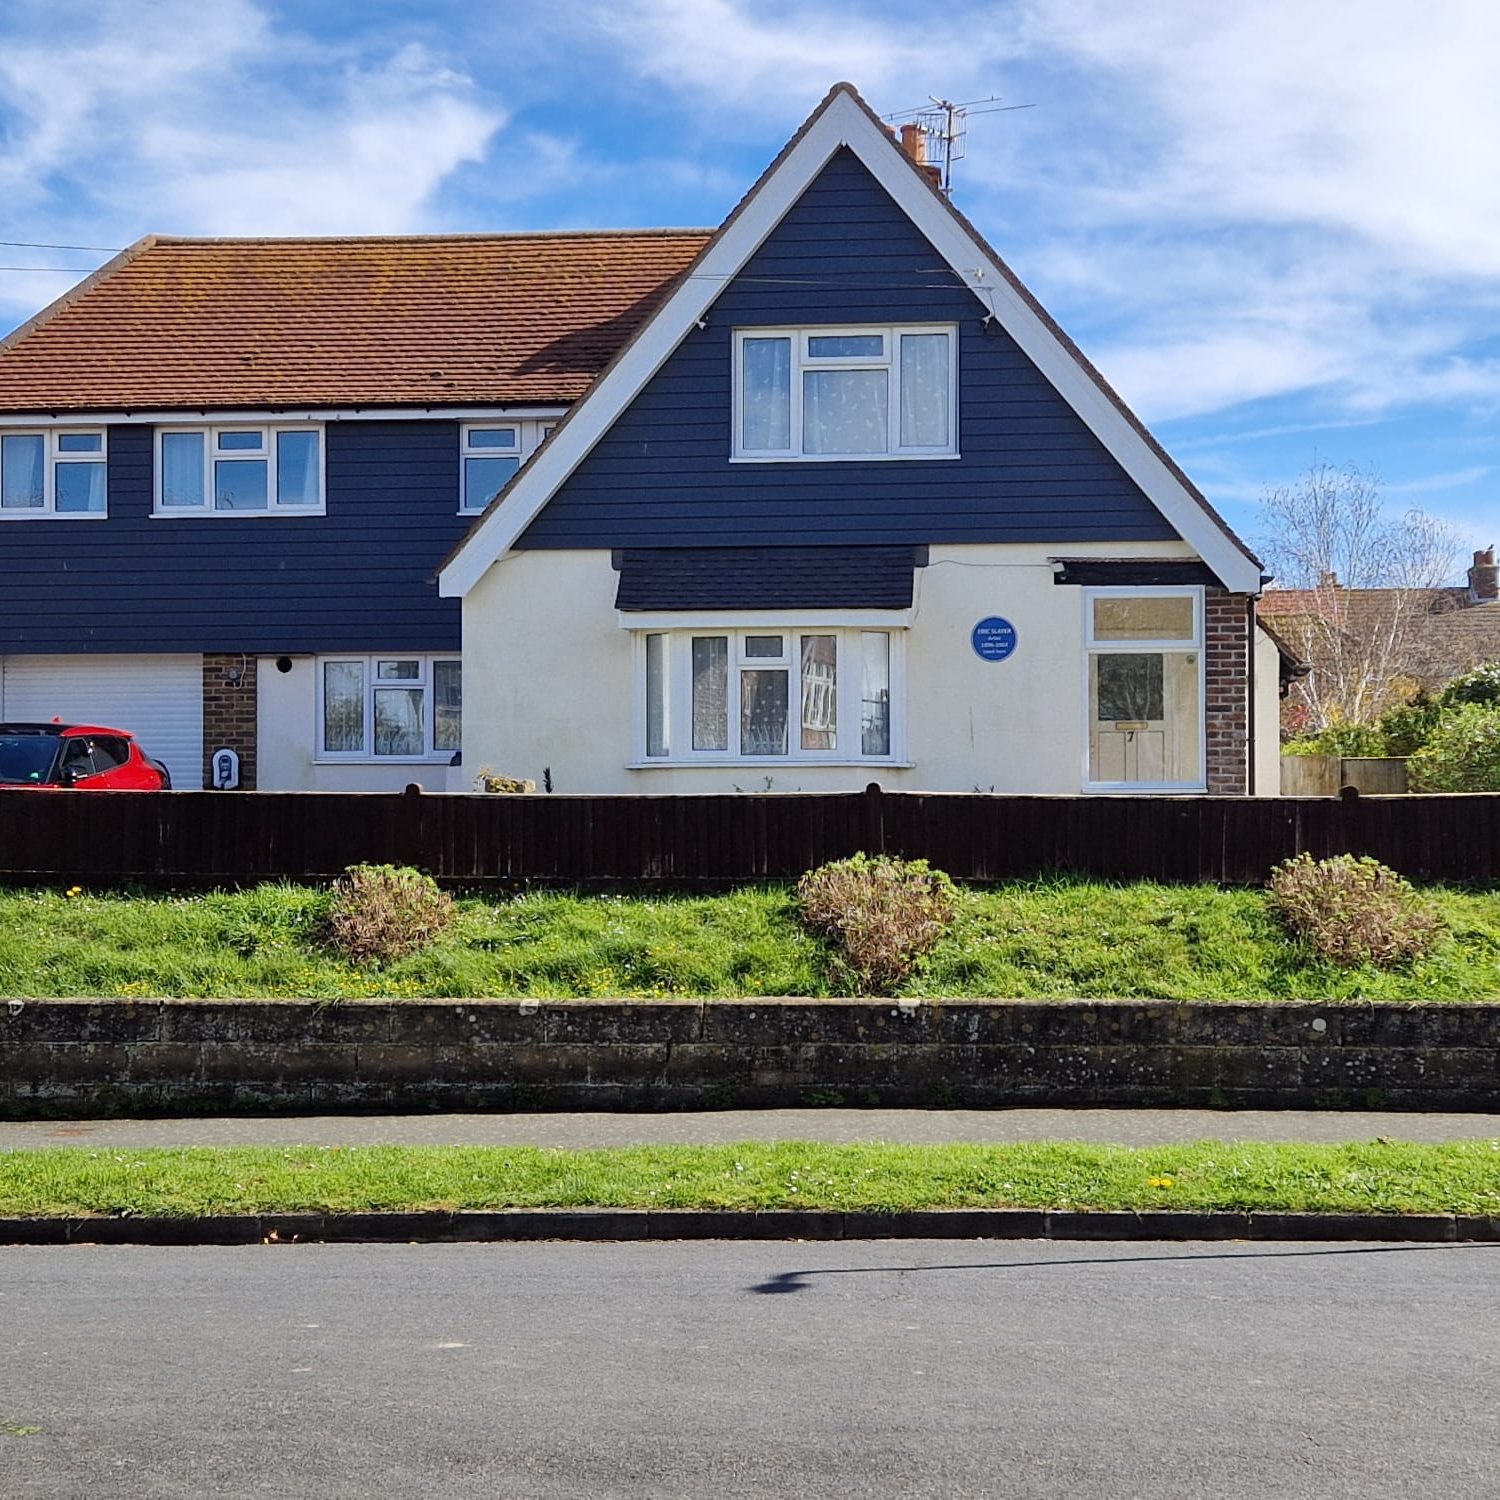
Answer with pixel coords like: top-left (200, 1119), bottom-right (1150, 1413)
top-left (2, 1239), bottom-right (1497, 1498)
top-left (4, 1106), bottom-right (1498, 1150)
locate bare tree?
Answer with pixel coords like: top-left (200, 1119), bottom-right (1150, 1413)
top-left (1258, 462), bottom-right (1464, 729)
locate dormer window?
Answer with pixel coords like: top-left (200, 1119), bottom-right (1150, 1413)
top-left (733, 325), bottom-right (956, 460)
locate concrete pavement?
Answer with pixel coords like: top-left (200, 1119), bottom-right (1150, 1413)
top-left (2, 1238), bottom-right (1497, 1498)
top-left (2, 1106), bottom-right (1498, 1150)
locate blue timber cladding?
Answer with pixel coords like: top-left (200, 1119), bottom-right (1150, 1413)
top-left (614, 545), bottom-right (920, 610)
top-left (516, 147), bottom-right (1181, 551)
top-left (0, 421), bottom-right (464, 654)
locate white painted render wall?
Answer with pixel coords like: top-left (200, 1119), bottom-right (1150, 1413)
top-left (459, 540), bottom-right (1279, 796)
top-left (256, 656), bottom-right (462, 793)
top-left (1254, 624), bottom-right (1285, 796)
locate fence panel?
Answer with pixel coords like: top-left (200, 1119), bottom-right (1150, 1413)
top-left (1, 786), bottom-right (1498, 888)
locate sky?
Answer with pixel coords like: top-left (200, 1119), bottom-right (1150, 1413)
top-left (1, 0), bottom-right (1497, 571)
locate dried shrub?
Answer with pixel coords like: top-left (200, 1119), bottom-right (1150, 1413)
top-left (322, 863), bottom-right (454, 965)
top-left (1266, 853), bottom-right (1442, 969)
top-left (796, 853), bottom-right (956, 993)
top-left (473, 768), bottom-right (537, 794)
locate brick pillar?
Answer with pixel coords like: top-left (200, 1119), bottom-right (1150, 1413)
top-left (202, 654), bottom-right (257, 790)
top-left (1204, 590), bottom-right (1250, 795)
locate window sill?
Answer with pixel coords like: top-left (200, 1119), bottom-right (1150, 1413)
top-left (728, 451), bottom-right (960, 464)
top-left (0, 510), bottom-right (108, 520)
top-left (152, 508), bottom-right (327, 518)
top-left (314, 756), bottom-right (457, 767)
top-left (628, 758), bottom-right (912, 771)
top-left (1083, 782), bottom-right (1208, 795)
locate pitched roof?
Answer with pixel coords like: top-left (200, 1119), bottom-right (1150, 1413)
top-left (439, 83), bottom-right (1265, 597)
top-left (1259, 586), bottom-right (1500, 688)
top-left (0, 231), bottom-right (712, 412)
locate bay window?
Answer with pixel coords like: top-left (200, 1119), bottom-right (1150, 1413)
top-left (0, 429), bottom-right (107, 517)
top-left (733, 325), bottom-right (956, 459)
top-left (637, 627), bottom-right (900, 763)
top-left (1084, 589), bottom-right (1203, 789)
top-left (155, 425), bottom-right (323, 513)
top-left (318, 655), bottom-right (461, 760)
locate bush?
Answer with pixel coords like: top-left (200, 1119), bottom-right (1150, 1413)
top-left (1266, 854), bottom-right (1441, 968)
top-left (322, 864), bottom-right (455, 965)
top-left (1283, 720), bottom-right (1386, 757)
top-left (1407, 703), bottom-right (1500, 792)
top-left (796, 853), bottom-right (955, 992)
top-left (1437, 661), bottom-right (1500, 709)
top-left (1374, 696), bottom-right (1442, 757)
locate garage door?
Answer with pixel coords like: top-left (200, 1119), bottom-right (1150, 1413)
top-left (0, 655), bottom-right (203, 789)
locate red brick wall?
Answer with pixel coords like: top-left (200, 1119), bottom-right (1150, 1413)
top-left (1205, 590), bottom-right (1251, 795)
top-left (202, 654), bottom-right (257, 790)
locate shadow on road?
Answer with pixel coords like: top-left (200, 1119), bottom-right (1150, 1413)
top-left (747, 1240), bottom-right (1500, 1294)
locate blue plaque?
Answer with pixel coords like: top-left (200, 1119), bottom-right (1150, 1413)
top-left (971, 616), bottom-right (1017, 662)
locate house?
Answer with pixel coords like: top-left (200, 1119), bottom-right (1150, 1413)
top-left (0, 231), bottom-right (708, 787)
top-left (0, 82), bottom-right (1282, 796)
top-left (1259, 549), bottom-right (1500, 730)
top-left (439, 84), bottom-right (1281, 796)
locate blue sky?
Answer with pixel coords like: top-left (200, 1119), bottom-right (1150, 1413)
top-left (2, 0), bottom-right (1497, 568)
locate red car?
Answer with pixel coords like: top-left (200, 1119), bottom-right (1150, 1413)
top-left (0, 722), bottom-right (171, 790)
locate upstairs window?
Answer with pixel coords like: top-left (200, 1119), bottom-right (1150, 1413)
top-left (460, 420), bottom-right (556, 513)
top-left (733, 325), bottom-right (956, 459)
top-left (0, 429), bottom-right (107, 517)
top-left (155, 426), bottom-right (323, 514)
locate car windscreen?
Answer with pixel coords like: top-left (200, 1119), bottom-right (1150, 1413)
top-left (0, 733), bottom-right (60, 784)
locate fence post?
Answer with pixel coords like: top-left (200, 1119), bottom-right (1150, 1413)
top-left (863, 781), bottom-right (887, 855)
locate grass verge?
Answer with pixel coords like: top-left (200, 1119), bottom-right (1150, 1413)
top-left (2, 1141), bottom-right (1497, 1218)
top-left (4, 877), bottom-right (1500, 1001)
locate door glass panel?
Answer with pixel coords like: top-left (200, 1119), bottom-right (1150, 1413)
top-left (860, 631), bottom-right (891, 756)
top-left (55, 462), bottom-right (106, 513)
top-left (1, 434), bottom-right (44, 508)
top-left (1092, 596), bottom-right (1195, 642)
top-left (433, 661), bottom-right (462, 752)
top-left (799, 635), bottom-right (837, 750)
top-left (741, 337), bottom-right (792, 451)
top-left (803, 368), bottom-right (888, 453)
top-left (160, 432), bottom-right (205, 506)
top-left (691, 637), bottom-right (729, 751)
top-left (464, 454), bottom-right (520, 510)
top-left (899, 332), bottom-right (950, 447)
top-left (275, 430), bottom-right (320, 506)
top-left (374, 687), bottom-right (425, 756)
top-left (323, 662), bottom-right (364, 752)
top-left (1096, 653), bottom-right (1164, 722)
top-left (741, 669), bottom-right (789, 755)
top-left (214, 459), bottom-right (268, 510)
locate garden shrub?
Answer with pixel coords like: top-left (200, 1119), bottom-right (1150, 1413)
top-left (322, 863), bottom-right (455, 965)
top-left (1406, 703), bottom-right (1500, 792)
top-left (1374, 696), bottom-right (1442, 758)
top-left (1266, 853), bottom-right (1441, 968)
top-left (796, 853), bottom-right (956, 992)
top-left (1437, 661), bottom-right (1500, 709)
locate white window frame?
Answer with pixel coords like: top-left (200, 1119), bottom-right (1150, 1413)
top-left (316, 654), bottom-right (461, 763)
top-left (1081, 586), bottom-right (1206, 793)
top-left (731, 324), bottom-right (958, 461)
top-left (629, 623), bottom-right (908, 767)
top-left (152, 424), bottom-right (325, 516)
top-left (0, 428), bottom-right (108, 520)
top-left (459, 420), bottom-right (556, 513)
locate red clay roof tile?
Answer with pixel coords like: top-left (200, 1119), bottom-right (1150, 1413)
top-left (0, 231), bottom-right (712, 411)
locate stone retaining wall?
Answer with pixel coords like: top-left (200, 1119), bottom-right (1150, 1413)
top-left (4, 997), bottom-right (1498, 1117)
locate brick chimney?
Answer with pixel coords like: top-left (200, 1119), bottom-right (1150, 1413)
top-left (1468, 546), bottom-right (1499, 601)
top-left (896, 123), bottom-right (944, 190)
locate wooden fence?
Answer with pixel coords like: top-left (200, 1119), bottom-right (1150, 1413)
top-left (1, 785), bottom-right (1497, 887)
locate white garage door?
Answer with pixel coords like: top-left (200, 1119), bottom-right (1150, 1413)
top-left (0, 655), bottom-right (204, 789)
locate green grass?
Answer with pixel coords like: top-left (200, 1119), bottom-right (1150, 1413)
top-left (1, 1141), bottom-right (1497, 1218)
top-left (2, 878), bottom-right (1499, 1001)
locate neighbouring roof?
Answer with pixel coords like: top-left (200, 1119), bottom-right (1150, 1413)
top-left (0, 231), bottom-right (712, 412)
top-left (614, 545), bottom-right (921, 611)
top-left (1259, 586), bottom-right (1500, 688)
